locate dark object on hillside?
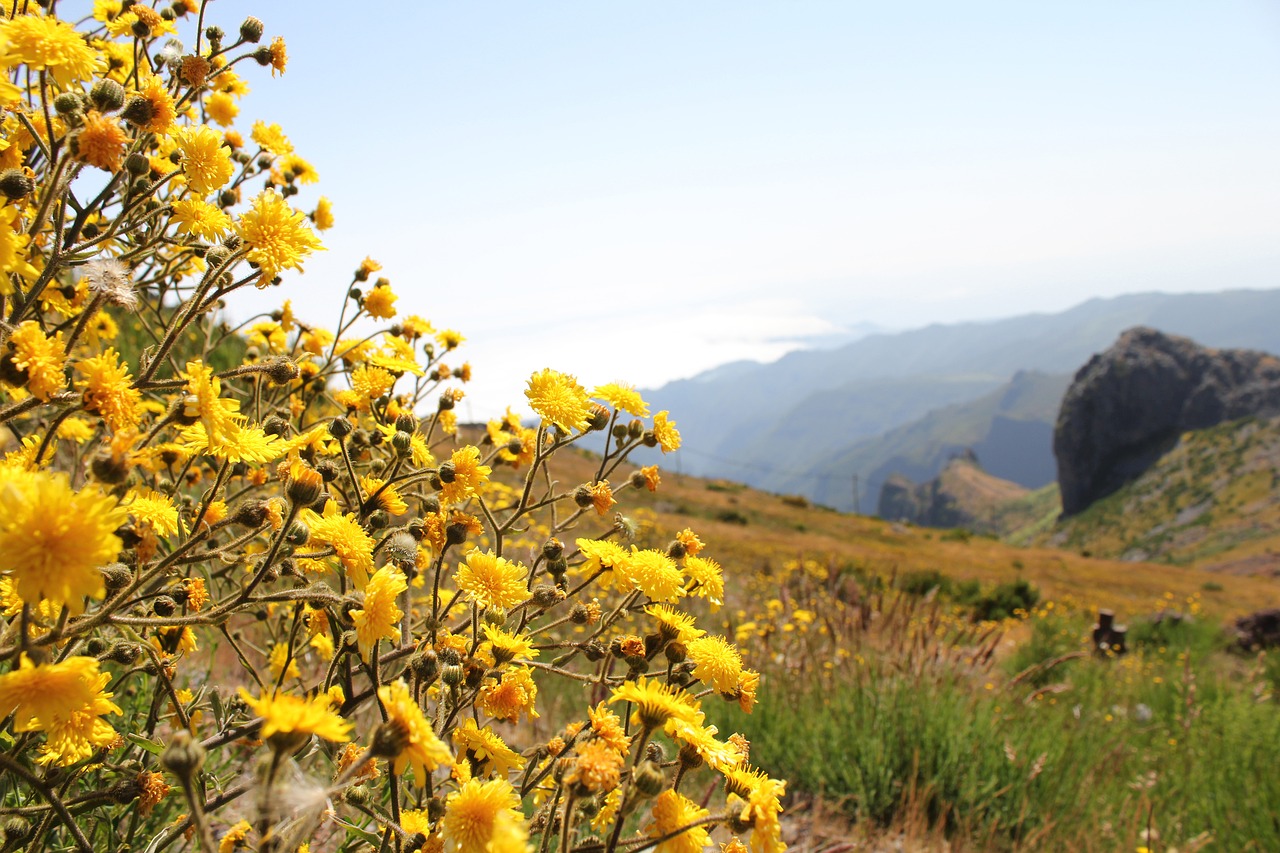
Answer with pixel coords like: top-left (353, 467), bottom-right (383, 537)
top-left (1054, 327), bottom-right (1280, 515)
top-left (1092, 609), bottom-right (1127, 655)
top-left (1235, 608), bottom-right (1280, 650)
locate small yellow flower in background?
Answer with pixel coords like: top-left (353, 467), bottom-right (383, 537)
top-left (652, 410), bottom-right (682, 453)
top-left (526, 368), bottom-right (591, 432)
top-left (237, 189), bottom-right (324, 284)
top-left (587, 480), bottom-right (615, 516)
top-left (593, 382), bottom-right (650, 417)
top-left (313, 196), bottom-right (335, 230)
top-left (173, 125), bottom-right (235, 196)
top-left (251, 120), bottom-right (293, 155)
top-left (267, 36), bottom-right (288, 75)
top-left (137, 770), bottom-right (170, 816)
top-left (456, 550), bottom-right (527, 611)
top-left (437, 328), bottom-right (465, 350)
top-left (363, 280), bottom-right (398, 319)
top-left (205, 90), bottom-right (239, 126)
top-left (0, 655), bottom-right (121, 766)
top-left (376, 680), bottom-right (452, 787)
top-left (351, 566), bottom-right (407, 662)
top-left (7, 321), bottom-right (68, 400)
top-left (675, 528), bottom-right (703, 556)
top-left (647, 789), bottom-right (711, 853)
top-left (219, 819), bottom-right (251, 853)
top-left (0, 469), bottom-right (124, 613)
top-left (442, 777), bottom-right (528, 853)
top-left (268, 642), bottom-right (299, 682)
top-left (237, 688), bottom-right (352, 745)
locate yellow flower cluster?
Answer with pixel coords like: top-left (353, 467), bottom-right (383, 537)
top-left (0, 6), bottom-right (783, 852)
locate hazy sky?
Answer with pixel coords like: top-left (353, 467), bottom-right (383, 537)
top-left (175, 1), bottom-right (1280, 418)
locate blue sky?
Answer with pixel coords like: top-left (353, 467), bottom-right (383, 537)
top-left (150, 2), bottom-right (1280, 417)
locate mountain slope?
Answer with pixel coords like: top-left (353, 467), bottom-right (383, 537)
top-left (643, 289), bottom-right (1280, 508)
top-left (1034, 415), bottom-right (1280, 571)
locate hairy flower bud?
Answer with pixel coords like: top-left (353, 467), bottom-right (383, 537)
top-left (160, 730), bottom-right (206, 780)
top-left (239, 16), bottom-right (265, 43)
top-left (90, 78), bottom-right (126, 112)
top-left (0, 169), bottom-right (34, 200)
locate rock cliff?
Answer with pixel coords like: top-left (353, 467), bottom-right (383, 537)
top-left (1054, 327), bottom-right (1280, 515)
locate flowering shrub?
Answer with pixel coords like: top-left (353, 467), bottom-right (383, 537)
top-left (0, 4), bottom-right (783, 853)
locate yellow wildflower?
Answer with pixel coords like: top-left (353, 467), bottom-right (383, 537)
top-left (173, 125), bottom-right (235, 196)
top-left (452, 718), bottom-right (525, 778)
top-left (525, 368), bottom-right (591, 432)
top-left (647, 789), bottom-right (711, 853)
top-left (442, 777), bottom-right (527, 853)
top-left (0, 655), bottom-right (121, 766)
top-left (377, 680), bottom-right (452, 787)
top-left (456, 550), bottom-right (527, 611)
top-left (439, 445), bottom-right (491, 506)
top-left (7, 321), bottom-right (67, 400)
top-left (237, 688), bottom-right (352, 745)
top-left (237, 189), bottom-right (324, 284)
top-left (0, 14), bottom-right (103, 87)
top-left (593, 382), bottom-right (649, 417)
top-left (652, 411), bottom-right (681, 453)
top-left (351, 566), bottom-right (407, 662)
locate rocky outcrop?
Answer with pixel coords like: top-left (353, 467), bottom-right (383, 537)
top-left (876, 451), bottom-right (1029, 533)
top-left (1054, 327), bottom-right (1280, 515)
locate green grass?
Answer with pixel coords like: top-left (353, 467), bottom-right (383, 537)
top-left (715, 615), bottom-right (1280, 851)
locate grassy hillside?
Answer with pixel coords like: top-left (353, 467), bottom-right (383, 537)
top-left (522, 441), bottom-right (1280, 618)
top-left (1033, 415), bottom-right (1280, 572)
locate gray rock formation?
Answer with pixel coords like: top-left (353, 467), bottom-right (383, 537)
top-left (1054, 327), bottom-right (1280, 515)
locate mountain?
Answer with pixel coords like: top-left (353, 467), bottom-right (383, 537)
top-left (1054, 327), bottom-right (1280, 514)
top-left (1030, 415), bottom-right (1280, 572)
top-left (876, 451), bottom-right (1034, 535)
top-left (643, 289), bottom-right (1280, 511)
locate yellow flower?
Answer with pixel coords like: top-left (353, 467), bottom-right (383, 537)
top-left (478, 666), bottom-right (539, 724)
top-left (278, 153), bottom-right (318, 184)
top-left (205, 90), bottom-right (239, 126)
top-left (665, 717), bottom-right (742, 771)
top-left (566, 738), bottom-right (624, 794)
top-left (439, 445), bottom-right (491, 506)
top-left (652, 411), bottom-right (681, 453)
top-left (237, 688), bottom-right (352, 744)
top-left (621, 548), bottom-right (685, 603)
top-left (481, 623), bottom-right (538, 664)
top-left (593, 382), bottom-right (649, 417)
top-left (645, 604), bottom-right (705, 643)
top-left (452, 718), bottom-right (525, 778)
top-left (171, 197), bottom-right (232, 241)
top-left (351, 566), bottom-right (407, 662)
top-left (526, 368), bottom-right (591, 432)
top-left (647, 789), bottom-right (711, 853)
top-left (588, 702), bottom-right (631, 755)
top-left (304, 501), bottom-right (376, 588)
top-left (456, 550), bottom-right (527, 611)
top-left (587, 480), bottom-right (615, 516)
top-left (675, 528), bottom-right (703, 556)
top-left (725, 769), bottom-right (785, 853)
top-left (173, 125), bottom-right (234, 195)
top-left (137, 770), bottom-right (170, 816)
top-left (684, 556), bottom-right (724, 608)
top-left (128, 75), bottom-right (177, 135)
top-left (361, 475), bottom-right (408, 515)
top-left (313, 196), bottom-right (334, 230)
top-left (76, 347), bottom-right (141, 432)
top-left (0, 14), bottom-right (103, 87)
top-left (0, 655), bottom-right (121, 766)
top-left (639, 465), bottom-right (661, 492)
top-left (377, 680), bottom-right (452, 787)
top-left (0, 206), bottom-right (38, 284)
top-left (72, 110), bottom-right (127, 172)
top-left (442, 777), bottom-right (527, 853)
top-left (237, 189), bottom-right (324, 284)
top-left (219, 819), bottom-right (251, 853)
top-left (250, 120), bottom-right (293, 155)
top-left (0, 470), bottom-right (124, 613)
top-left (575, 538), bottom-right (630, 580)
top-left (7, 321), bottom-right (67, 400)
top-left (610, 677), bottom-right (697, 730)
top-left (123, 487), bottom-right (180, 538)
top-left (363, 281), bottom-right (398, 319)
top-left (268, 642), bottom-right (299, 682)
top-left (267, 36), bottom-right (287, 75)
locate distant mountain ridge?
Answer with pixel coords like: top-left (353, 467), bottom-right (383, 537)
top-left (642, 289), bottom-right (1280, 512)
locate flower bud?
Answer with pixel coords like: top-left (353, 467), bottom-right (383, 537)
top-left (53, 92), bottom-right (82, 116)
top-left (239, 16), bottom-right (265, 42)
top-left (265, 357), bottom-right (299, 384)
top-left (441, 663), bottom-right (464, 686)
top-left (3, 817), bottom-right (31, 844)
top-left (152, 595), bottom-right (177, 617)
top-left (570, 603), bottom-right (592, 625)
top-left (445, 520), bottom-right (469, 546)
top-left (328, 417), bottom-right (353, 439)
top-left (410, 649), bottom-right (439, 683)
top-left (109, 641), bottom-right (142, 664)
top-left (120, 95), bottom-right (156, 128)
top-left (632, 761), bottom-right (664, 797)
top-left (395, 412), bottom-right (417, 433)
top-left (0, 169), bottom-right (33, 200)
top-left (573, 485), bottom-right (593, 508)
top-left (370, 719), bottom-right (411, 759)
top-left (160, 730), bottom-right (206, 780)
top-left (533, 584), bottom-right (560, 607)
top-left (542, 538), bottom-right (564, 561)
top-left (437, 391), bottom-right (455, 411)
top-left (90, 78), bottom-right (126, 112)
top-left (664, 641), bottom-right (687, 664)
top-left (367, 510), bottom-right (389, 530)
top-left (666, 540), bottom-right (687, 560)
top-left (483, 606), bottom-right (507, 628)
top-left (252, 45), bottom-right (274, 66)
top-left (345, 784), bottom-right (371, 805)
top-left (392, 430), bottom-right (413, 455)
top-left (102, 563), bottom-right (133, 592)
top-left (437, 461), bottom-right (457, 484)
top-left (286, 521), bottom-right (310, 546)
